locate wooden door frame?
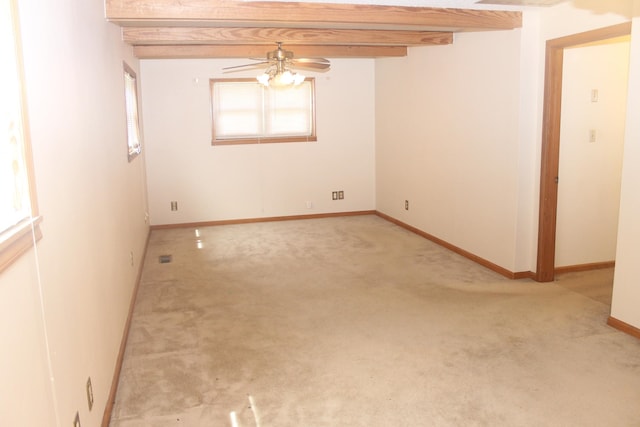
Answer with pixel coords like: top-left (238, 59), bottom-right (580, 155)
top-left (535, 22), bottom-right (632, 282)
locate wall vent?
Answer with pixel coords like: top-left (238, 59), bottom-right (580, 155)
top-left (159, 255), bottom-right (172, 263)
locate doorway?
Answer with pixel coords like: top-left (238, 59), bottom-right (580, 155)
top-left (536, 22), bottom-right (632, 282)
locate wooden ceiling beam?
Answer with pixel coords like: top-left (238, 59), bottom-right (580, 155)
top-left (123, 27), bottom-right (453, 46)
top-left (132, 44), bottom-right (408, 59)
top-left (107, 0), bottom-right (522, 31)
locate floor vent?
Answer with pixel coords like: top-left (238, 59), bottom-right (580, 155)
top-left (159, 255), bottom-right (172, 264)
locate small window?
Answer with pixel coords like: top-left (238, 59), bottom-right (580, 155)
top-left (1, 0), bottom-right (42, 273)
top-left (210, 78), bottom-right (316, 145)
top-left (123, 63), bottom-right (142, 161)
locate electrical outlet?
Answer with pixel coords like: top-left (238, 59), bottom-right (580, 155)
top-left (170, 201), bottom-right (178, 211)
top-left (405, 200), bottom-right (409, 210)
top-left (332, 191), bottom-right (338, 200)
top-left (73, 412), bottom-right (81, 427)
top-left (86, 377), bottom-right (94, 411)
top-left (338, 191), bottom-right (344, 200)
top-left (305, 201), bottom-right (313, 209)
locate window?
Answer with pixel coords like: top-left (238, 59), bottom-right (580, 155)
top-left (210, 78), bottom-right (316, 145)
top-left (123, 62), bottom-right (142, 161)
top-left (1, 0), bottom-right (41, 272)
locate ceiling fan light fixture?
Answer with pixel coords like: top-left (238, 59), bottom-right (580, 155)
top-left (257, 72), bottom-right (271, 86)
top-left (257, 68), bottom-right (305, 87)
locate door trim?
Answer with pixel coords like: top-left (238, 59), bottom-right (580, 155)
top-left (535, 22), bottom-right (632, 282)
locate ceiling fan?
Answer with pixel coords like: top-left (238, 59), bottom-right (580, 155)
top-left (223, 42), bottom-right (330, 87)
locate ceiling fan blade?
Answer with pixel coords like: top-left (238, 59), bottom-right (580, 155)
top-left (291, 61), bottom-right (331, 70)
top-left (223, 43), bottom-right (331, 74)
top-left (222, 61), bottom-right (270, 71)
top-left (294, 57), bottom-right (330, 65)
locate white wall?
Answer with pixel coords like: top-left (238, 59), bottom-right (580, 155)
top-left (375, 30), bottom-right (523, 271)
top-left (555, 39), bottom-right (630, 267)
top-left (375, 1), bottom-right (635, 276)
top-left (0, 0), bottom-right (149, 426)
top-left (0, 252), bottom-right (55, 425)
top-left (141, 58), bottom-right (376, 226)
top-left (611, 1), bottom-right (640, 329)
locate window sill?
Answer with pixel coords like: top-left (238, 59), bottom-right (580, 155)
top-left (212, 136), bottom-right (318, 146)
top-left (0, 216), bottom-right (43, 273)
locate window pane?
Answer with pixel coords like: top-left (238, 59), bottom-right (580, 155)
top-left (124, 64), bottom-right (142, 161)
top-left (213, 82), bottom-right (262, 138)
top-left (1, 0), bottom-right (30, 233)
top-left (214, 83), bottom-right (263, 137)
top-left (267, 83), bottom-right (313, 136)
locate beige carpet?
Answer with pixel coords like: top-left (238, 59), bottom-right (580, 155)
top-left (110, 215), bottom-right (640, 426)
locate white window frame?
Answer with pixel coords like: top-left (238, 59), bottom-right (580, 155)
top-left (0, 0), bottom-right (42, 273)
top-left (123, 62), bottom-right (142, 161)
top-left (210, 78), bottom-right (317, 145)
